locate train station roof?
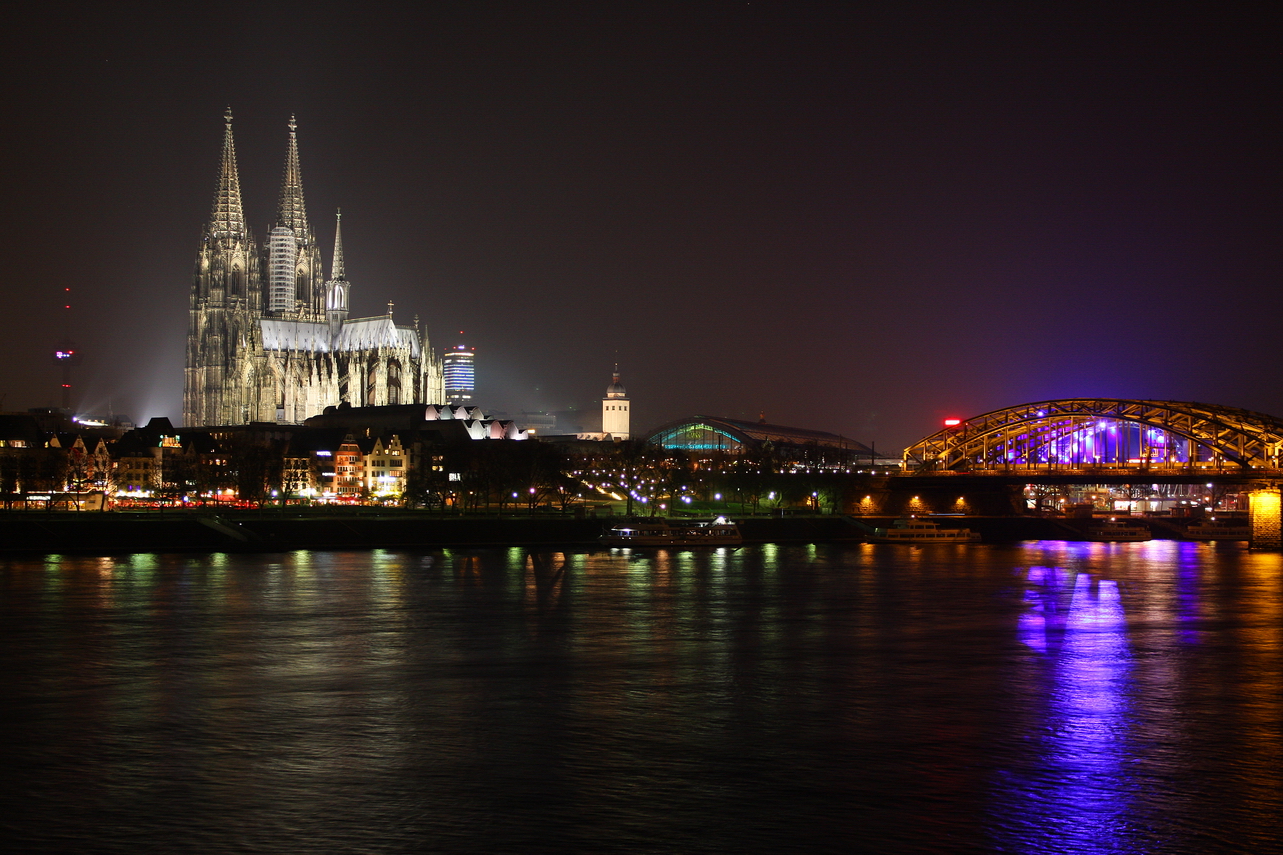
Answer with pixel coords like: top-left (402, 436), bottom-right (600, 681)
top-left (646, 415), bottom-right (874, 456)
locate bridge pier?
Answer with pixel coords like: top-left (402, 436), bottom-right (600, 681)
top-left (1248, 487), bottom-right (1282, 549)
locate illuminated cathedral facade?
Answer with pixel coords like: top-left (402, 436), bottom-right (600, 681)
top-left (184, 111), bottom-right (443, 427)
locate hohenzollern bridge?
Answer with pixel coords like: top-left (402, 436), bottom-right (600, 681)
top-left (899, 399), bottom-right (1283, 546)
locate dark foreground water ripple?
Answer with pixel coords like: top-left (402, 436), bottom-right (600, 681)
top-left (2, 541), bottom-right (1280, 853)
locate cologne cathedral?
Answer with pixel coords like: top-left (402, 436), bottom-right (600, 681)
top-left (183, 111), bottom-right (443, 427)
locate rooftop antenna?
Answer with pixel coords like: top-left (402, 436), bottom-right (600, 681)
top-left (52, 285), bottom-right (82, 412)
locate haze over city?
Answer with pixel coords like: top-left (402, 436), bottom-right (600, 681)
top-left (2, 4), bottom-right (1279, 449)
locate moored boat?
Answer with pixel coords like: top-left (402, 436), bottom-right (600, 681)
top-left (1185, 517), bottom-right (1250, 541)
top-left (601, 516), bottom-right (743, 547)
top-left (867, 517), bottom-right (981, 544)
top-left (1083, 517), bottom-right (1151, 542)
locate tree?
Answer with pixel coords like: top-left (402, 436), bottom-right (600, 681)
top-left (518, 442), bottom-right (568, 512)
top-left (219, 434), bottom-right (286, 507)
top-left (402, 464), bottom-right (448, 510)
top-left (18, 449), bottom-right (68, 509)
top-left (65, 441), bottom-right (93, 502)
top-left (653, 450), bottom-right (694, 515)
top-left (0, 456), bottom-right (18, 509)
top-left (611, 439), bottom-right (665, 516)
top-left (157, 449), bottom-right (197, 506)
top-left (280, 457), bottom-right (311, 505)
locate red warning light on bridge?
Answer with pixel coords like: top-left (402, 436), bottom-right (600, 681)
top-left (944, 418), bottom-right (963, 427)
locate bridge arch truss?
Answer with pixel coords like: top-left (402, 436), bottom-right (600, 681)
top-left (903, 399), bottom-right (1283, 473)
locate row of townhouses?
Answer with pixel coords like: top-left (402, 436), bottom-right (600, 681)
top-left (1, 404), bottom-right (528, 505)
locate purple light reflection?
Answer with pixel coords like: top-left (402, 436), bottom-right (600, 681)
top-left (1175, 541), bottom-right (1205, 645)
top-left (1018, 568), bottom-right (1049, 655)
top-left (1017, 565), bottom-right (1071, 655)
top-left (1004, 569), bottom-right (1134, 853)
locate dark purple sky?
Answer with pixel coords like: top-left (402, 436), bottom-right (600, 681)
top-left (2, 4), bottom-right (1279, 449)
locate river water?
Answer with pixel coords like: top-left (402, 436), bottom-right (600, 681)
top-left (2, 541), bottom-right (1280, 853)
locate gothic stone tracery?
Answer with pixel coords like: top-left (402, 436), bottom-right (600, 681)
top-left (184, 112), bottom-right (443, 427)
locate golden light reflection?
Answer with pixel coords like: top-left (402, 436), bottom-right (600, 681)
top-left (1235, 551), bottom-right (1283, 816)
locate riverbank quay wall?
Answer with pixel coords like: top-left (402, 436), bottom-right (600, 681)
top-left (0, 511), bottom-right (854, 554)
top-left (0, 512), bottom-right (607, 554)
top-left (0, 511), bottom-right (1079, 555)
top-left (844, 476), bottom-right (1027, 516)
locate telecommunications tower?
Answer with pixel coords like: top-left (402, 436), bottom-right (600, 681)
top-left (51, 286), bottom-right (82, 411)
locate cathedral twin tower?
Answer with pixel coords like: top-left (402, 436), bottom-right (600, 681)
top-left (183, 111), bottom-right (444, 427)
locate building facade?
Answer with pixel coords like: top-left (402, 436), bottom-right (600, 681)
top-left (443, 344), bottom-right (475, 404)
top-left (184, 111), bottom-right (444, 427)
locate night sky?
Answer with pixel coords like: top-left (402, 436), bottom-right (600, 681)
top-left (2, 4), bottom-right (1279, 449)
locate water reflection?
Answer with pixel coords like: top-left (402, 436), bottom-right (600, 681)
top-left (522, 550), bottom-right (568, 616)
top-left (1010, 565), bottom-right (1134, 853)
top-left (2, 544), bottom-right (1280, 852)
top-left (1057, 574), bottom-right (1131, 850)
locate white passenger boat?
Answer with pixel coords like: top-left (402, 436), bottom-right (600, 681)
top-left (1185, 517), bottom-right (1250, 541)
top-left (1083, 518), bottom-right (1151, 542)
top-left (601, 516), bottom-right (743, 547)
top-left (867, 518), bottom-right (981, 544)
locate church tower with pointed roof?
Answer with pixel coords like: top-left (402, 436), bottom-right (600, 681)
top-left (325, 209), bottom-right (351, 336)
top-left (185, 108), bottom-right (265, 427)
top-left (183, 112), bottom-right (443, 427)
top-left (266, 115), bottom-right (325, 318)
top-left (602, 365), bottom-right (630, 440)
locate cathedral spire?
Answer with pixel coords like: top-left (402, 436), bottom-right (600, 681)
top-left (325, 208), bottom-right (351, 335)
top-left (331, 208), bottom-right (345, 280)
top-left (208, 108), bottom-right (246, 241)
top-left (277, 114), bottom-right (309, 238)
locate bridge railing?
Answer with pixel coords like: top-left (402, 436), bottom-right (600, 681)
top-left (901, 462), bottom-right (1283, 478)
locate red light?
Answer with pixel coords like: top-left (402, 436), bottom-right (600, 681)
top-left (944, 419), bottom-right (962, 427)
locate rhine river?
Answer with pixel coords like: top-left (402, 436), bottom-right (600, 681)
top-left (2, 541), bottom-right (1280, 853)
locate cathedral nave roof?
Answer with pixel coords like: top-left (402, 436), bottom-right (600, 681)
top-left (260, 319), bottom-right (332, 352)
top-left (335, 317), bottom-right (422, 357)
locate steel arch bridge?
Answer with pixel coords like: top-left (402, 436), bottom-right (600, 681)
top-left (903, 399), bottom-right (1283, 474)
